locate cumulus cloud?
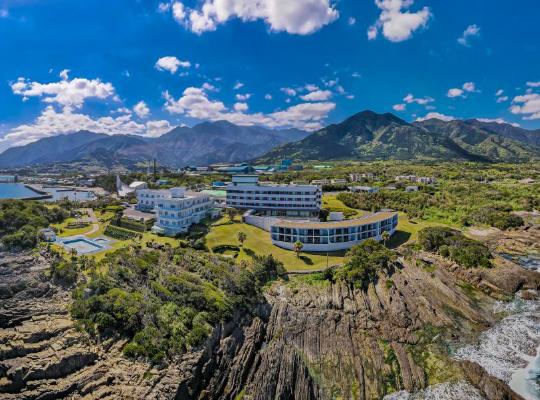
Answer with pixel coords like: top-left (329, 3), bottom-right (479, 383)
top-left (300, 89), bottom-right (332, 101)
top-left (416, 112), bottom-right (455, 122)
top-left (393, 103), bottom-right (406, 111)
top-left (169, 0), bottom-right (339, 35)
top-left (526, 81), bottom-right (540, 88)
top-left (457, 24), bottom-right (480, 47)
top-left (475, 118), bottom-right (519, 127)
top-left (133, 101), bottom-right (150, 118)
top-left (0, 106), bottom-right (172, 149)
top-left (368, 0), bottom-right (431, 42)
top-left (163, 85), bottom-right (335, 130)
top-left (233, 82), bottom-right (244, 90)
top-left (348, 17), bottom-right (356, 26)
top-left (447, 82), bottom-right (478, 98)
top-left (235, 93), bottom-right (251, 101)
top-left (403, 93), bottom-right (434, 105)
top-left (510, 93), bottom-right (540, 120)
top-left (11, 75), bottom-right (116, 110)
top-left (264, 94), bottom-right (272, 100)
top-left (281, 87), bottom-right (297, 96)
top-left (155, 56), bottom-right (191, 74)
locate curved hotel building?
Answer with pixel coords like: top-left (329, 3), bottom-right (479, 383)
top-left (226, 175), bottom-right (321, 217)
top-left (269, 211), bottom-right (398, 252)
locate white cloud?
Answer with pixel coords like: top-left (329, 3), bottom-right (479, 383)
top-left (0, 9), bottom-right (8, 18)
top-left (0, 106), bottom-right (172, 149)
top-left (235, 93), bottom-right (251, 101)
top-left (346, 94), bottom-right (355, 100)
top-left (300, 89), bottom-right (332, 101)
top-left (281, 87), bottom-right (297, 96)
top-left (447, 88), bottom-right (464, 98)
top-left (146, 120), bottom-right (173, 137)
top-left (368, 0), bottom-right (431, 42)
top-left (475, 118), bottom-right (519, 127)
top-left (11, 75), bottom-right (116, 110)
top-left (202, 82), bottom-right (218, 91)
top-left (264, 94), bottom-right (272, 100)
top-left (416, 112), bottom-right (455, 122)
top-left (348, 17), bottom-right (356, 26)
top-left (233, 82), bottom-right (244, 90)
top-left (393, 103), bottom-right (406, 111)
top-left (351, 72), bottom-right (362, 79)
top-left (403, 93), bottom-right (434, 105)
top-left (457, 24), bottom-right (480, 47)
top-left (510, 93), bottom-right (540, 120)
top-left (526, 81), bottom-right (540, 88)
top-left (133, 101), bottom-right (150, 118)
top-left (59, 69), bottom-right (70, 80)
top-left (234, 102), bottom-right (248, 111)
top-left (496, 96), bottom-right (508, 103)
top-left (158, 2), bottom-right (171, 13)
top-left (462, 82), bottom-right (477, 92)
top-left (163, 85), bottom-right (335, 130)
top-left (305, 83), bottom-right (320, 92)
top-left (155, 56), bottom-right (191, 74)
top-left (171, 0), bottom-right (339, 35)
top-left (495, 89), bottom-right (504, 96)
top-left (172, 2), bottom-right (186, 22)
top-left (447, 82), bottom-right (478, 98)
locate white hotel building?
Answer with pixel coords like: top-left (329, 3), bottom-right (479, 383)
top-left (226, 175), bottom-right (321, 218)
top-left (136, 189), bottom-right (169, 212)
top-left (137, 187), bottom-right (216, 236)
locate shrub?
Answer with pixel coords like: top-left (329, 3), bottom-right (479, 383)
top-left (104, 225), bottom-right (142, 240)
top-left (418, 227), bottom-right (492, 269)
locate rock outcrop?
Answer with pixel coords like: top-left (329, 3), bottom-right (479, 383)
top-left (1, 233), bottom-right (539, 399)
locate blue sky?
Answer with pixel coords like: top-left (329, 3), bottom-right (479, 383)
top-left (1, 0), bottom-right (539, 152)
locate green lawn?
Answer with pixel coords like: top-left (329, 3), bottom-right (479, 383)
top-left (322, 194), bottom-right (367, 218)
top-left (52, 217), bottom-right (94, 237)
top-left (386, 212), bottom-right (448, 248)
top-left (206, 216), bottom-right (345, 271)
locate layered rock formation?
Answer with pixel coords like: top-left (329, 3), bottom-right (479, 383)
top-left (1, 230), bottom-right (539, 399)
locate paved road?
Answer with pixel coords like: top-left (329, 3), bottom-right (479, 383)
top-left (81, 208), bottom-right (100, 236)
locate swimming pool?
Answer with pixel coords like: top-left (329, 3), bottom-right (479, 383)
top-left (62, 238), bottom-right (104, 254)
top-left (57, 236), bottom-right (113, 254)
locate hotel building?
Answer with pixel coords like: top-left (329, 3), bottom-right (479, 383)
top-left (144, 187), bottom-right (216, 236)
top-left (226, 175), bottom-right (321, 217)
top-left (136, 189), bottom-right (169, 212)
top-left (270, 211), bottom-right (398, 252)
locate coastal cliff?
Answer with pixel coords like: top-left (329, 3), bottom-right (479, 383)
top-left (1, 228), bottom-right (539, 399)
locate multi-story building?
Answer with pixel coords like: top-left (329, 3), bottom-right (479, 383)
top-left (0, 175), bottom-right (17, 183)
top-left (270, 211), bottom-right (398, 252)
top-left (151, 187), bottom-right (216, 236)
top-left (136, 189), bottom-right (169, 212)
top-left (226, 175), bottom-right (321, 217)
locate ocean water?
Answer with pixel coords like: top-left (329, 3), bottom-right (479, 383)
top-left (0, 183), bottom-right (41, 199)
top-left (454, 296), bottom-right (540, 400)
top-left (384, 381), bottom-right (484, 400)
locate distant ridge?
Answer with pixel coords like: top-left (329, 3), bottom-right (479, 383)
top-left (257, 110), bottom-right (540, 163)
top-left (0, 121), bottom-right (309, 168)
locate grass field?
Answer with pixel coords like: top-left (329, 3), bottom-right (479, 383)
top-left (52, 217), bottom-right (94, 237)
top-left (206, 216), bottom-right (345, 271)
top-left (322, 194), bottom-right (367, 218)
top-left (387, 212), bottom-right (448, 248)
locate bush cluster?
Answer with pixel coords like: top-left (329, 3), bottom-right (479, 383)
top-left (71, 247), bottom-right (285, 363)
top-left (104, 225), bottom-right (141, 240)
top-left (465, 207), bottom-right (524, 230)
top-left (418, 227), bottom-right (492, 269)
top-left (0, 200), bottom-right (68, 249)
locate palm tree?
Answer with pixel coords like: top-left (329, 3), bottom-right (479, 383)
top-left (294, 241), bottom-right (303, 258)
top-left (226, 208), bottom-right (237, 222)
top-left (381, 231), bottom-right (390, 247)
top-left (237, 231), bottom-right (247, 247)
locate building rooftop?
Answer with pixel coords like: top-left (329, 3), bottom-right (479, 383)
top-left (273, 211), bottom-right (397, 229)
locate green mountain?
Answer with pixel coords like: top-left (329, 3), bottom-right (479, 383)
top-left (258, 110), bottom-right (540, 163)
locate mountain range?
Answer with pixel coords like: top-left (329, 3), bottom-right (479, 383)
top-left (258, 111), bottom-right (540, 163)
top-left (1, 111), bottom-right (539, 168)
top-left (0, 121), bottom-right (308, 168)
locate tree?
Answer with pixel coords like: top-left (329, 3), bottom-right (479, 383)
top-left (294, 241), bottom-right (303, 258)
top-left (237, 231), bottom-right (247, 247)
top-left (226, 208), bottom-right (237, 222)
top-left (381, 231), bottom-right (390, 247)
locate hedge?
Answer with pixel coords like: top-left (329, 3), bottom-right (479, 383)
top-left (104, 225), bottom-right (142, 240)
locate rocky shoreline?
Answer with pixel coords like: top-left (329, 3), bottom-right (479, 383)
top-left (1, 228), bottom-right (539, 399)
